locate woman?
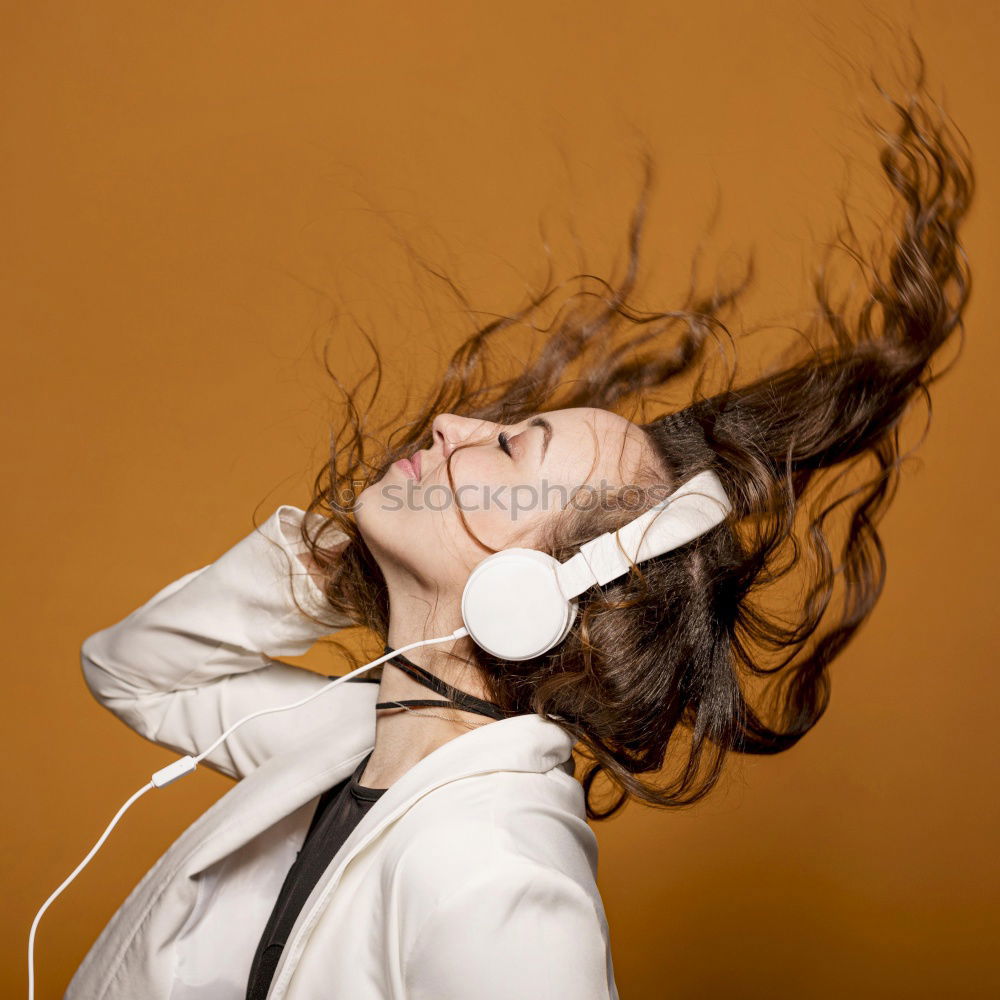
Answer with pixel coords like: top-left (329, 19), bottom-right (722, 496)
top-left (64, 45), bottom-right (973, 1000)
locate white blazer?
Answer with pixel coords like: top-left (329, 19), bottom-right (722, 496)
top-left (66, 504), bottom-right (620, 999)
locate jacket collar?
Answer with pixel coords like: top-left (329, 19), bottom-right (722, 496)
top-left (185, 682), bottom-right (575, 879)
top-left (266, 702), bottom-right (578, 999)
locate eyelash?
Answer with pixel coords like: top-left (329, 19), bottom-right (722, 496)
top-left (498, 431), bottom-right (513, 457)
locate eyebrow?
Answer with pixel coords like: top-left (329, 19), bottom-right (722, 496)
top-left (529, 416), bottom-right (552, 462)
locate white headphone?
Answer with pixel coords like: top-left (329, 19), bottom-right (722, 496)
top-left (458, 469), bottom-right (732, 661)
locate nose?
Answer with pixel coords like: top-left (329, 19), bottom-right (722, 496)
top-left (431, 413), bottom-right (492, 460)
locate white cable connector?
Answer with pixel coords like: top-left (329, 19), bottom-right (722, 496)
top-left (28, 626), bottom-right (469, 1000)
top-left (151, 755), bottom-right (198, 787)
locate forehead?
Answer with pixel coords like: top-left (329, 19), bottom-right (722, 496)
top-left (539, 407), bottom-right (653, 483)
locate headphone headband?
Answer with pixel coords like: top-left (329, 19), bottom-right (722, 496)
top-left (556, 469), bottom-right (731, 600)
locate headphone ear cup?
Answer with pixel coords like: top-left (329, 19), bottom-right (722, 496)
top-left (461, 548), bottom-right (578, 661)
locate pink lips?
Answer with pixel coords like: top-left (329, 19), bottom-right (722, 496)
top-left (395, 458), bottom-right (417, 480)
top-left (394, 452), bottom-right (423, 481)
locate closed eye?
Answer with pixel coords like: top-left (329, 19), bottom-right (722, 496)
top-left (498, 431), bottom-right (513, 457)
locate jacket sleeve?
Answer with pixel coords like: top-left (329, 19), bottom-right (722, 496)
top-left (80, 504), bottom-right (369, 782)
top-left (402, 859), bottom-right (617, 1000)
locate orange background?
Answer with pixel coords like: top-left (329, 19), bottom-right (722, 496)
top-left (3, 2), bottom-right (998, 997)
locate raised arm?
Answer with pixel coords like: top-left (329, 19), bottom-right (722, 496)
top-left (80, 505), bottom-right (375, 781)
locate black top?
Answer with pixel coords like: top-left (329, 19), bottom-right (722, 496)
top-left (244, 645), bottom-right (524, 1000)
top-left (244, 746), bottom-right (386, 1000)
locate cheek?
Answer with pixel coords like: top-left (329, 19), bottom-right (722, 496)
top-left (457, 493), bottom-right (545, 552)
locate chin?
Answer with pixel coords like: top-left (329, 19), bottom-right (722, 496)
top-left (355, 490), bottom-right (407, 554)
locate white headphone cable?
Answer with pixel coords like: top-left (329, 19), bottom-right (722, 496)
top-left (27, 626), bottom-right (469, 1000)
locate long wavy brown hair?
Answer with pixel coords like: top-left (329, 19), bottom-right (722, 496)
top-left (274, 37), bottom-right (974, 821)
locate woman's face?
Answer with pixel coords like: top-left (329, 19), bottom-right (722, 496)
top-left (356, 407), bottom-right (657, 597)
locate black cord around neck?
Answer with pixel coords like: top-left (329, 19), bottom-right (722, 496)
top-left (376, 645), bottom-right (519, 721)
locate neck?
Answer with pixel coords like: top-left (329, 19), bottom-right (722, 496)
top-left (358, 585), bottom-right (495, 788)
